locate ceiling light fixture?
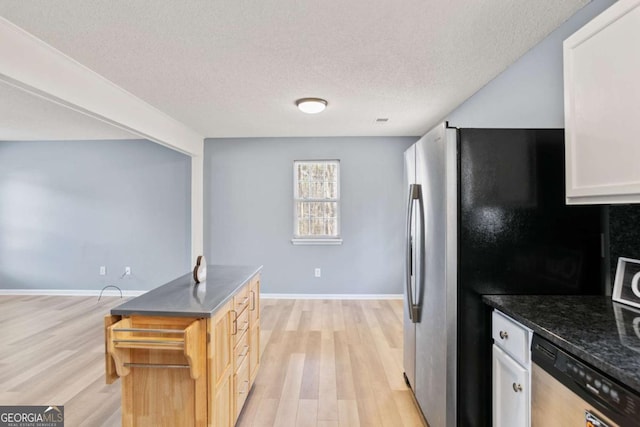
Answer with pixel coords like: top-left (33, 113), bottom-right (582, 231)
top-left (296, 98), bottom-right (327, 114)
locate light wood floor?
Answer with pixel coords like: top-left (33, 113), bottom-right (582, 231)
top-left (0, 296), bottom-right (424, 427)
top-left (0, 295), bottom-right (124, 426)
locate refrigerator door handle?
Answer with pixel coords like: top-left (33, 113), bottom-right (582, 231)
top-left (406, 184), bottom-right (421, 323)
top-left (416, 181), bottom-right (425, 323)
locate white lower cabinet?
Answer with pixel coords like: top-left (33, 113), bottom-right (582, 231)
top-left (493, 345), bottom-right (529, 427)
top-left (492, 310), bottom-right (532, 427)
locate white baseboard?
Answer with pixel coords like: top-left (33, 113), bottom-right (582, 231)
top-left (0, 289), bottom-right (147, 297)
top-left (261, 293), bottom-right (403, 300)
top-left (0, 289), bottom-right (402, 300)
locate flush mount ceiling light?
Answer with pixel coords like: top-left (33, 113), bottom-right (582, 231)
top-left (296, 98), bottom-right (327, 114)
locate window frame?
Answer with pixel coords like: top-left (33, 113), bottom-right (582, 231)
top-left (291, 159), bottom-right (343, 245)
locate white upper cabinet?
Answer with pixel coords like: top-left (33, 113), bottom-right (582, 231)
top-left (564, 0), bottom-right (640, 204)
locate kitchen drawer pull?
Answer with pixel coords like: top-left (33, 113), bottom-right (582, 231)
top-left (240, 297), bottom-right (250, 306)
top-left (232, 310), bottom-right (238, 335)
top-left (239, 380), bottom-right (250, 394)
top-left (512, 382), bottom-right (522, 393)
top-left (239, 345), bottom-right (249, 358)
top-left (113, 327), bottom-right (185, 334)
top-left (125, 363), bottom-right (190, 369)
top-left (250, 291), bottom-right (255, 311)
top-left (499, 330), bottom-right (509, 340)
top-left (240, 321), bottom-right (249, 333)
top-left (113, 339), bottom-right (184, 346)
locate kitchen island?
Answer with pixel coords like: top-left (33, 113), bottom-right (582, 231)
top-left (483, 294), bottom-right (640, 393)
top-left (105, 265), bottom-right (262, 427)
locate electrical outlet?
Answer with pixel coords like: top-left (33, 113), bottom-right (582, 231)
top-left (99, 266), bottom-right (106, 276)
top-left (314, 268), bottom-right (321, 278)
top-left (125, 266), bottom-right (131, 276)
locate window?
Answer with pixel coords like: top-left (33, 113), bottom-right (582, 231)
top-left (292, 160), bottom-right (342, 245)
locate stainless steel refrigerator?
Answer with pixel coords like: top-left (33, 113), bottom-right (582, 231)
top-left (403, 123), bottom-right (603, 427)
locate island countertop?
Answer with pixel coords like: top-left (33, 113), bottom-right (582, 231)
top-left (483, 295), bottom-right (640, 393)
top-left (111, 264), bottom-right (262, 318)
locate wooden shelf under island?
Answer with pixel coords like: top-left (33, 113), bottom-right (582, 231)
top-left (104, 265), bottom-right (262, 427)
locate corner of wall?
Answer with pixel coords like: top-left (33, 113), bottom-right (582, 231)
top-left (446, 0), bottom-right (617, 129)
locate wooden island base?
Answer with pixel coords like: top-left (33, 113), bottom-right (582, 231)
top-left (105, 270), bottom-right (260, 427)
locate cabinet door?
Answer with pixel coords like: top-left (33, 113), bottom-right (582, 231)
top-left (208, 300), bottom-right (233, 427)
top-left (249, 275), bottom-right (260, 326)
top-left (564, 0), bottom-right (640, 204)
top-left (493, 345), bottom-right (529, 427)
top-left (249, 323), bottom-right (260, 386)
top-left (213, 372), bottom-right (232, 427)
top-left (249, 275), bottom-right (260, 385)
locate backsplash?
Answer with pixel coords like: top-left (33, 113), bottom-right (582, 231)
top-left (609, 205), bottom-right (640, 287)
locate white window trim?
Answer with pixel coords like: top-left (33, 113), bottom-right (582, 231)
top-left (292, 160), bottom-right (341, 244)
top-left (291, 238), bottom-right (343, 245)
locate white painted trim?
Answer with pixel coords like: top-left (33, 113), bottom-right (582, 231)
top-left (293, 160), bottom-right (341, 240)
top-left (261, 293), bottom-right (403, 300)
top-left (0, 290), bottom-right (403, 301)
top-left (191, 155), bottom-right (204, 263)
top-left (0, 17), bottom-right (205, 270)
top-left (0, 17), bottom-right (203, 156)
top-left (291, 238), bottom-right (343, 245)
top-left (0, 289), bottom-right (147, 297)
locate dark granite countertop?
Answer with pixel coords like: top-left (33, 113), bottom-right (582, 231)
top-left (111, 265), bottom-right (262, 318)
top-left (483, 295), bottom-right (640, 393)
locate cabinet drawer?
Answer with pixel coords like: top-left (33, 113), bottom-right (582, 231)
top-left (492, 310), bottom-right (531, 366)
top-left (234, 285), bottom-right (250, 316)
top-left (234, 327), bottom-right (250, 370)
top-left (234, 353), bottom-right (250, 422)
top-left (232, 306), bottom-right (250, 347)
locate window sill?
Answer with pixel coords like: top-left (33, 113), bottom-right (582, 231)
top-left (291, 238), bottom-right (343, 246)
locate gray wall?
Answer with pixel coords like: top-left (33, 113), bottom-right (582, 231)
top-left (0, 139), bottom-right (191, 290)
top-left (204, 137), bottom-right (417, 294)
top-left (447, 0), bottom-right (616, 128)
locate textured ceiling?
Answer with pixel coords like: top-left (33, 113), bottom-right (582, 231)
top-left (0, 0), bottom-right (589, 139)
